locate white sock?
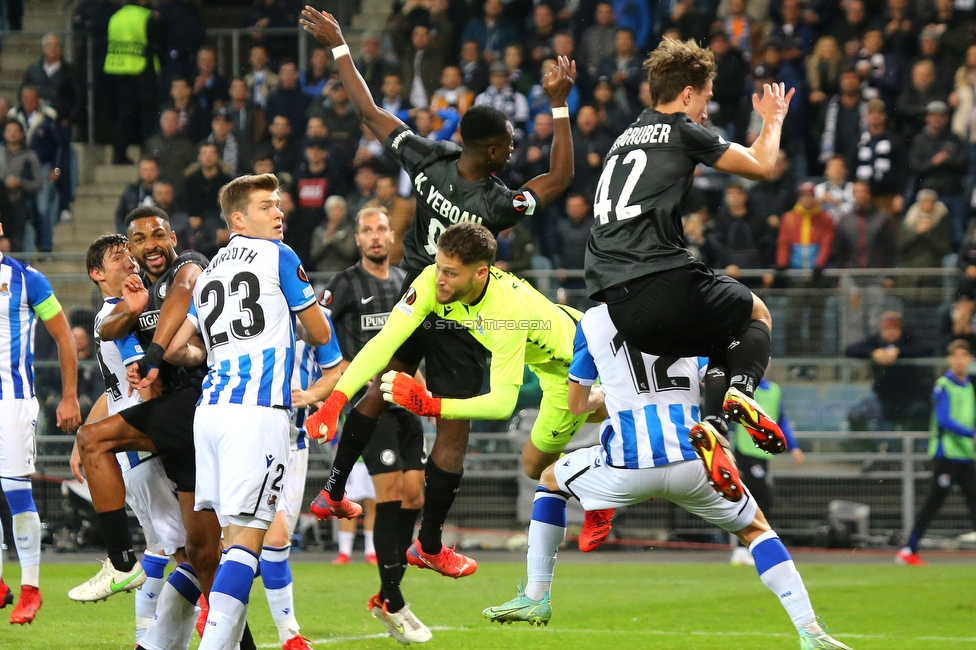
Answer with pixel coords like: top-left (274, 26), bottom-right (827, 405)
top-left (364, 531), bottom-right (375, 557)
top-left (337, 530), bottom-right (354, 557)
top-left (139, 564), bottom-right (201, 650)
top-left (525, 489), bottom-right (567, 602)
top-left (749, 531), bottom-right (816, 629)
top-left (199, 546), bottom-right (258, 650)
top-left (135, 552), bottom-right (170, 643)
top-left (261, 545), bottom-right (299, 643)
top-left (12, 510), bottom-right (41, 587)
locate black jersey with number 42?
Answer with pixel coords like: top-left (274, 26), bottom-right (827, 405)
top-left (584, 110), bottom-right (730, 300)
top-left (384, 125), bottom-right (541, 276)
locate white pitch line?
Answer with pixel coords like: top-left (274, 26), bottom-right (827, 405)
top-left (259, 625), bottom-right (976, 646)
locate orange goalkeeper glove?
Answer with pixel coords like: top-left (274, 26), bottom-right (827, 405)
top-left (380, 370), bottom-right (442, 417)
top-left (306, 391), bottom-right (348, 443)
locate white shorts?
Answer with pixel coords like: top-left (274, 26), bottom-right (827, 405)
top-left (345, 461), bottom-right (376, 502)
top-left (553, 447), bottom-right (758, 533)
top-left (0, 397), bottom-right (38, 477)
top-left (123, 457), bottom-right (187, 556)
top-left (277, 445), bottom-right (308, 534)
top-left (193, 404), bottom-right (290, 527)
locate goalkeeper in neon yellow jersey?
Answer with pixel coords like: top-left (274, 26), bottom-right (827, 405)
top-left (308, 222), bottom-right (599, 482)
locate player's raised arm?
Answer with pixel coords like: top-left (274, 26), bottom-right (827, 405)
top-left (300, 6), bottom-right (404, 143)
top-left (713, 82), bottom-right (794, 181)
top-left (522, 56), bottom-right (576, 206)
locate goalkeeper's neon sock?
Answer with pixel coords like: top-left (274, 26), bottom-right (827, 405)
top-left (749, 531), bottom-right (815, 629)
top-left (525, 488), bottom-right (567, 601)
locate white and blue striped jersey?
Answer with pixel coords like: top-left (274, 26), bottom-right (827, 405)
top-left (93, 298), bottom-right (152, 472)
top-left (188, 235), bottom-right (317, 408)
top-left (0, 254), bottom-right (60, 400)
top-left (291, 322), bottom-right (342, 450)
top-left (569, 304), bottom-right (707, 470)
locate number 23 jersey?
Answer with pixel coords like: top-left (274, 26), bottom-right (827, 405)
top-left (188, 235), bottom-right (317, 408)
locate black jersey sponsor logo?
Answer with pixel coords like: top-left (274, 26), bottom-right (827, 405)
top-left (319, 289), bottom-right (332, 307)
top-left (513, 194), bottom-right (530, 212)
top-left (360, 312), bottom-right (389, 330)
top-left (138, 309), bottom-right (160, 332)
top-left (403, 287), bottom-right (417, 305)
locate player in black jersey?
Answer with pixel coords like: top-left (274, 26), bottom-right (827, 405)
top-left (300, 7), bottom-right (576, 579)
top-left (309, 207), bottom-right (431, 639)
top-left (70, 207), bottom-right (233, 648)
top-left (584, 38), bottom-right (795, 503)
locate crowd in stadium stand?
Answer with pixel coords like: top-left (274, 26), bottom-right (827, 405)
top-left (3, 1), bottom-right (976, 341)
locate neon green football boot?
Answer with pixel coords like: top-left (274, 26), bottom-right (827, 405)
top-left (483, 583), bottom-right (551, 626)
top-left (799, 627), bottom-right (854, 649)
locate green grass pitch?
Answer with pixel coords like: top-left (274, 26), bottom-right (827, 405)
top-left (0, 559), bottom-right (974, 649)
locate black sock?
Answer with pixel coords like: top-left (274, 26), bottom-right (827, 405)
top-left (240, 622), bottom-right (255, 650)
top-left (97, 508), bottom-right (136, 572)
top-left (726, 321), bottom-right (771, 398)
top-left (326, 410), bottom-right (380, 501)
top-left (417, 460), bottom-right (462, 555)
top-left (375, 501), bottom-right (405, 612)
top-left (703, 366), bottom-right (729, 420)
top-left (398, 507), bottom-right (421, 581)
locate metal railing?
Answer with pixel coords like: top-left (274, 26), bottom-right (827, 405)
top-left (0, 24), bottom-right (362, 144)
top-left (25, 425), bottom-right (958, 547)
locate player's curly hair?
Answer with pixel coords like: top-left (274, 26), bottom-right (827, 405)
top-left (218, 173), bottom-right (280, 224)
top-left (436, 222), bottom-right (497, 266)
top-left (124, 204), bottom-right (170, 228)
top-left (459, 105), bottom-right (510, 146)
top-left (643, 38), bottom-right (717, 106)
top-left (86, 233), bottom-right (130, 284)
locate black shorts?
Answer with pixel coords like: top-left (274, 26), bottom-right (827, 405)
top-left (361, 408), bottom-right (427, 476)
top-left (392, 272), bottom-right (489, 398)
top-left (119, 387), bottom-right (201, 493)
top-left (604, 262), bottom-right (754, 358)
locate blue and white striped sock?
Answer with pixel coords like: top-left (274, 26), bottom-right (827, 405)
top-left (261, 545), bottom-right (299, 643)
top-left (135, 551), bottom-right (169, 643)
top-left (138, 563), bottom-right (201, 650)
top-left (2, 477), bottom-right (40, 587)
top-left (199, 546), bottom-right (258, 650)
top-left (525, 488), bottom-right (567, 602)
top-left (749, 531), bottom-right (816, 630)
